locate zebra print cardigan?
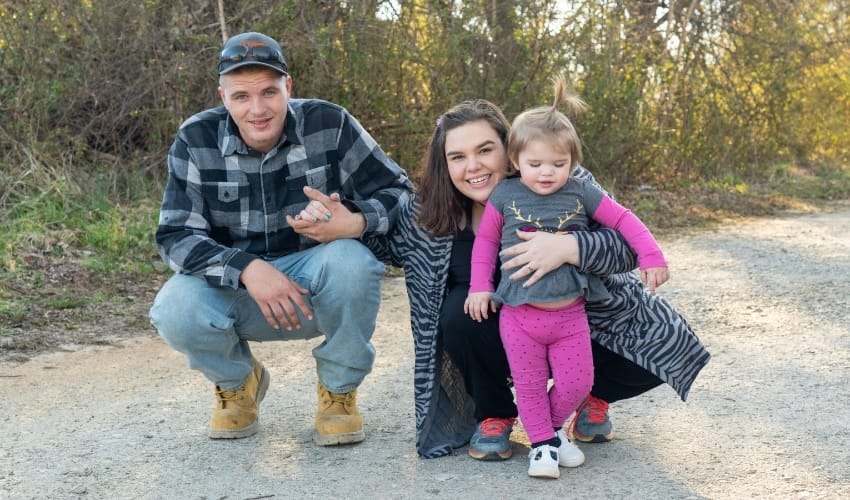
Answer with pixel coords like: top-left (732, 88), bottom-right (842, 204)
top-left (366, 168), bottom-right (711, 458)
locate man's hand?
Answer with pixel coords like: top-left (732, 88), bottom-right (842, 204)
top-left (286, 186), bottom-right (366, 242)
top-left (464, 291), bottom-right (498, 322)
top-left (240, 259), bottom-right (312, 330)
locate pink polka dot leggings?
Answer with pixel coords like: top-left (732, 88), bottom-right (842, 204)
top-left (499, 298), bottom-right (594, 444)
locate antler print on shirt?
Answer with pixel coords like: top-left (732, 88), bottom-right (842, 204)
top-left (507, 199), bottom-right (585, 234)
top-left (508, 201), bottom-right (543, 228)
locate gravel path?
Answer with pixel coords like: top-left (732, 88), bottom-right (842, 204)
top-left (2, 202), bottom-right (849, 499)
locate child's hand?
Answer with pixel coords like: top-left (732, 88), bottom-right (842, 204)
top-left (464, 292), bottom-right (497, 322)
top-left (640, 267), bottom-right (670, 294)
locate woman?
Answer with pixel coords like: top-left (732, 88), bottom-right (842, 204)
top-left (367, 100), bottom-right (710, 459)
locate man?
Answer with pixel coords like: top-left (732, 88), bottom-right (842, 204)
top-left (149, 32), bottom-right (412, 445)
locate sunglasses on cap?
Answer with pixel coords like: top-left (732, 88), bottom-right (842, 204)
top-left (220, 43), bottom-right (285, 64)
top-left (218, 43), bottom-right (287, 74)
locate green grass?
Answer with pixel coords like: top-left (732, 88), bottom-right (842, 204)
top-left (1, 176), bottom-right (161, 275)
top-left (0, 299), bottom-right (29, 324)
top-left (44, 294), bottom-right (87, 310)
top-left (0, 157), bottom-right (165, 334)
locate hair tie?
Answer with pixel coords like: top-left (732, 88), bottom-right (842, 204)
top-left (435, 117), bottom-right (442, 128)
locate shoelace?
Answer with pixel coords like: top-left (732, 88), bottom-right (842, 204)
top-left (584, 396), bottom-right (609, 423)
top-left (328, 392), bottom-right (353, 403)
top-left (321, 390), bottom-right (354, 409)
top-left (214, 387), bottom-right (243, 407)
top-left (479, 418), bottom-right (512, 437)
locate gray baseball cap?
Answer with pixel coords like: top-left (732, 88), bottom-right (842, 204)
top-left (217, 32), bottom-right (287, 75)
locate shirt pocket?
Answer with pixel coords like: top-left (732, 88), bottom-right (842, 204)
top-left (201, 181), bottom-right (248, 228)
top-left (286, 165), bottom-right (337, 194)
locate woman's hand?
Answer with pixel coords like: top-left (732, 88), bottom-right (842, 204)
top-left (500, 230), bottom-right (580, 287)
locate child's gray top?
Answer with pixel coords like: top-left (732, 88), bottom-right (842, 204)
top-left (482, 176), bottom-right (612, 306)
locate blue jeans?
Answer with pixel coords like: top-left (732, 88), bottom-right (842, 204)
top-left (149, 239), bottom-right (385, 393)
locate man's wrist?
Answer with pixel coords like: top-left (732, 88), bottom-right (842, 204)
top-left (347, 212), bottom-right (367, 238)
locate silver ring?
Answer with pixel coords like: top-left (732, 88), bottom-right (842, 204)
top-left (322, 213), bottom-right (332, 222)
top-left (311, 216), bottom-right (318, 223)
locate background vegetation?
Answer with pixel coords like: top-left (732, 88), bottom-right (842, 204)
top-left (1, 1), bottom-right (849, 342)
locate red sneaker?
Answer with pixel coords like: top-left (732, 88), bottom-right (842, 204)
top-left (468, 417), bottom-right (515, 460)
top-left (567, 395), bottom-right (613, 443)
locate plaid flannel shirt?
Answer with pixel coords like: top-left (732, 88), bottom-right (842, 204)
top-left (156, 99), bottom-right (413, 289)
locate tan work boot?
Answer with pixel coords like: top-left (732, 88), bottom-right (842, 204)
top-left (208, 358), bottom-right (270, 439)
top-left (315, 382), bottom-right (365, 445)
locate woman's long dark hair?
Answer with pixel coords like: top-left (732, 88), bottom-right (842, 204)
top-left (417, 99), bottom-right (511, 237)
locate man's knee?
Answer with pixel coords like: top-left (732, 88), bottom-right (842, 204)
top-left (150, 275), bottom-right (228, 349)
top-left (323, 239), bottom-right (385, 283)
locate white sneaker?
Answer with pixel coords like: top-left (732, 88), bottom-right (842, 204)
top-left (556, 429), bottom-right (585, 467)
top-left (527, 444), bottom-right (560, 478)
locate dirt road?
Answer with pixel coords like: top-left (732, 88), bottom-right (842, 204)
top-left (2, 203), bottom-right (849, 499)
